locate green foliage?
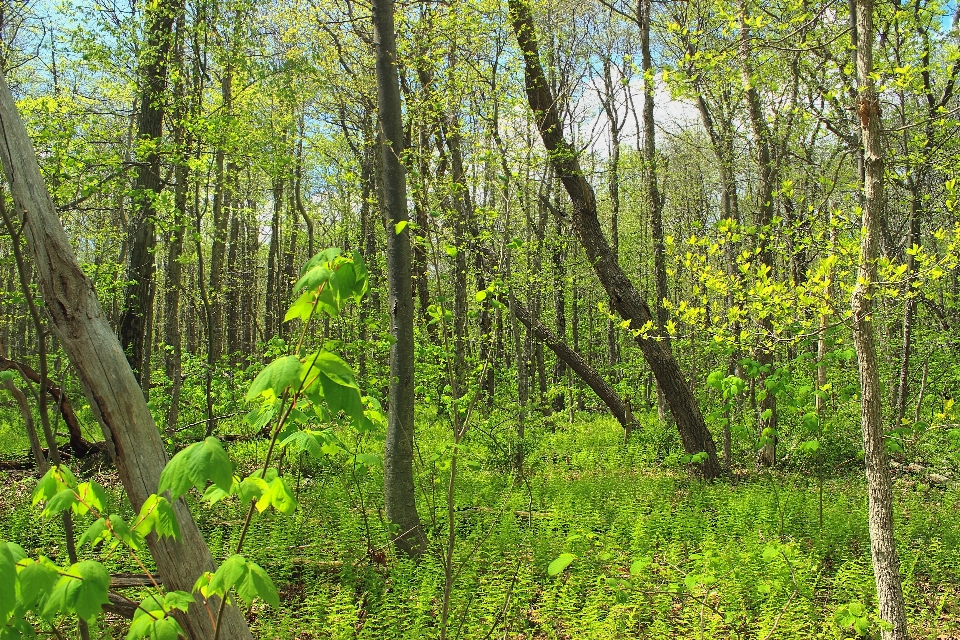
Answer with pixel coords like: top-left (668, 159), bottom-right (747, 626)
top-left (547, 552), bottom-right (576, 576)
top-left (158, 436), bottom-right (234, 500)
top-left (196, 554), bottom-right (280, 608)
top-left (127, 592), bottom-right (193, 640)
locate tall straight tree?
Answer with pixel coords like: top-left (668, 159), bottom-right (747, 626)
top-left (371, 0), bottom-right (427, 557)
top-left (119, 0), bottom-right (179, 385)
top-left (508, 0), bottom-right (722, 478)
top-left (850, 0), bottom-right (908, 636)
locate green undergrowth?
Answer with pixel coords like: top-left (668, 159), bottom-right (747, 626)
top-left (1, 412), bottom-right (958, 638)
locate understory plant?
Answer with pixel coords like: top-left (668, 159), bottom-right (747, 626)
top-left (0, 248), bottom-right (378, 639)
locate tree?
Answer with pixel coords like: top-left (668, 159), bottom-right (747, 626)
top-left (118, 0), bottom-right (179, 388)
top-left (850, 0), bottom-right (908, 635)
top-left (508, 0), bottom-right (722, 478)
top-left (371, 0), bottom-right (428, 556)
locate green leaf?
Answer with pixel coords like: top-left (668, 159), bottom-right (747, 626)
top-left (350, 250), bottom-right (369, 300)
top-left (547, 553), bottom-right (576, 577)
top-left (240, 561), bottom-right (279, 608)
top-left (284, 289), bottom-right (316, 322)
top-left (43, 560), bottom-right (110, 622)
top-left (280, 430), bottom-right (325, 458)
top-left (158, 437), bottom-right (234, 500)
top-left (74, 481), bottom-right (108, 516)
top-left (293, 264), bottom-right (334, 295)
top-left (108, 513), bottom-right (145, 551)
top-left (43, 488), bottom-right (77, 518)
top-left (32, 468), bottom-right (61, 506)
top-left (244, 404), bottom-right (276, 431)
top-left (134, 495), bottom-right (181, 541)
top-left (629, 558), bottom-right (650, 575)
top-left (394, 220), bottom-right (408, 235)
top-left (267, 477), bottom-right (298, 515)
top-left (246, 356), bottom-right (303, 401)
top-left (209, 555), bottom-right (246, 597)
top-left (18, 559), bottom-right (58, 608)
top-left (0, 541), bottom-right (17, 620)
top-left (153, 616), bottom-right (184, 640)
top-left (78, 518), bottom-right (108, 549)
top-left (163, 591), bottom-right (194, 612)
top-left (239, 476), bottom-right (269, 511)
top-left (706, 370), bottom-right (724, 390)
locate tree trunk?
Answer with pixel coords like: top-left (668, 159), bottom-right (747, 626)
top-left (851, 2), bottom-right (908, 636)
top-left (119, 0), bottom-right (178, 386)
top-left (208, 66), bottom-right (233, 363)
top-left (508, 293), bottom-right (631, 428)
top-left (0, 72), bottom-right (254, 640)
top-left (265, 177), bottom-right (283, 340)
top-left (739, 9), bottom-right (779, 467)
top-left (371, 0), bottom-right (427, 558)
top-left (508, 0), bottom-right (721, 478)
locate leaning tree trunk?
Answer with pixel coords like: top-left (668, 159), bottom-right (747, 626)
top-left (851, 1), bottom-right (908, 637)
top-left (0, 73), bottom-right (254, 640)
top-left (508, 0), bottom-right (721, 478)
top-left (508, 294), bottom-right (632, 429)
top-left (371, 0), bottom-right (427, 557)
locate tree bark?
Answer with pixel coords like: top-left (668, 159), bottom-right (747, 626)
top-left (118, 0), bottom-right (178, 387)
top-left (371, 0), bottom-right (427, 557)
top-left (0, 72), bottom-right (254, 640)
top-left (508, 293), bottom-right (631, 428)
top-left (739, 8), bottom-right (779, 466)
top-left (851, 1), bottom-right (908, 636)
top-left (508, 0), bottom-right (721, 478)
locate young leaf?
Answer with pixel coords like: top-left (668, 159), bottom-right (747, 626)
top-left (158, 437), bottom-right (234, 500)
top-left (107, 514), bottom-right (144, 551)
top-left (78, 518), bottom-right (108, 549)
top-left (267, 477), bottom-right (297, 515)
top-left (75, 481), bottom-right (108, 516)
top-left (42, 488), bottom-right (77, 518)
top-left (239, 561), bottom-right (279, 608)
top-left (163, 591), bottom-right (195, 612)
top-left (284, 289), bottom-right (316, 323)
top-left (208, 555), bottom-right (247, 597)
top-left (17, 558), bottom-right (59, 609)
top-left (293, 264), bottom-right (334, 295)
top-left (42, 560), bottom-right (110, 622)
top-left (246, 356), bottom-right (303, 401)
top-left (547, 553), bottom-right (576, 577)
top-left (134, 495), bottom-right (181, 541)
top-left (0, 542), bottom-right (17, 620)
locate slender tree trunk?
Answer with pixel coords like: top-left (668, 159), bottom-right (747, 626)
top-left (119, 0), bottom-right (178, 387)
top-left (265, 177), bottom-right (283, 340)
top-left (371, 0), bottom-right (427, 557)
top-left (208, 66), bottom-right (233, 363)
top-left (551, 213), bottom-right (567, 412)
top-left (739, 8), bottom-right (779, 466)
top-left (508, 0), bottom-right (721, 478)
top-left (0, 72), bottom-right (254, 640)
top-left (851, 2), bottom-right (908, 636)
top-left (508, 294), bottom-right (631, 428)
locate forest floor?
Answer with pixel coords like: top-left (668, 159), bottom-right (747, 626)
top-left (1, 413), bottom-right (958, 639)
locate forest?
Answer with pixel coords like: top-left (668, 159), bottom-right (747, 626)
top-left (0, 0), bottom-right (959, 637)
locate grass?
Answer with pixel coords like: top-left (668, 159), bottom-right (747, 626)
top-left (1, 411), bottom-right (959, 638)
